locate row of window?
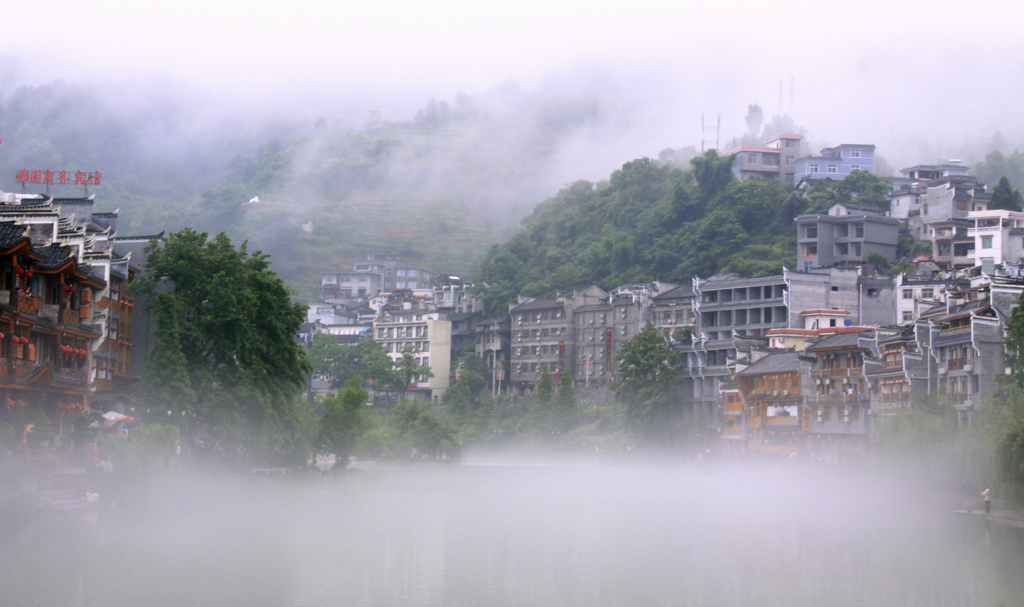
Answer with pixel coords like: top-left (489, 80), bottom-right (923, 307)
top-left (385, 341), bottom-right (429, 353)
top-left (515, 345), bottom-right (561, 356)
top-left (377, 326), bottom-right (429, 339)
top-left (901, 287), bottom-right (936, 299)
top-left (513, 327), bottom-right (566, 339)
top-left (515, 310), bottom-right (565, 323)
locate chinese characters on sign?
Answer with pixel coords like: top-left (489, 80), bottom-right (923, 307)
top-left (15, 170), bottom-right (101, 186)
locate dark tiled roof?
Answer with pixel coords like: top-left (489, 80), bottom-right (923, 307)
top-left (36, 243), bottom-right (73, 270)
top-left (511, 299), bottom-right (561, 312)
top-left (738, 351), bottom-right (802, 376)
top-left (0, 222), bottom-right (27, 249)
top-left (574, 304), bottom-right (612, 313)
top-left (806, 330), bottom-right (875, 352)
top-left (653, 284), bottom-right (695, 300)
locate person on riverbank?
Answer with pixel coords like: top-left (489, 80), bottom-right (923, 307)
top-left (982, 485), bottom-right (991, 514)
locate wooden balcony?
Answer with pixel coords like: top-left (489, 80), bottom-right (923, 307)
top-left (946, 358), bottom-right (965, 371)
top-left (16, 293), bottom-right (39, 315)
top-left (60, 307), bottom-right (80, 325)
top-left (808, 393), bottom-right (867, 404)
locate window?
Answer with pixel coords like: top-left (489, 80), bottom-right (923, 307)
top-left (785, 140), bottom-right (796, 148)
top-left (827, 165), bottom-right (838, 174)
top-left (903, 289), bottom-right (913, 299)
top-left (786, 155), bottom-right (795, 165)
top-left (903, 311), bottom-right (914, 322)
top-left (921, 288), bottom-right (934, 299)
top-left (982, 235), bottom-right (993, 249)
top-left (748, 153), bottom-right (758, 164)
top-left (421, 357), bottom-right (429, 367)
top-left (851, 165), bottom-right (861, 171)
top-left (805, 225), bottom-right (818, 238)
top-left (850, 150), bottom-right (861, 158)
top-left (805, 244), bottom-right (817, 257)
top-left (810, 164), bottom-right (819, 173)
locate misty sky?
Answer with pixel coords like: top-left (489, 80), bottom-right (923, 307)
top-left (4, 0), bottom-right (1023, 173)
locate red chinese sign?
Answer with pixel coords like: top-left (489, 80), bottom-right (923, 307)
top-left (16, 170), bottom-right (101, 186)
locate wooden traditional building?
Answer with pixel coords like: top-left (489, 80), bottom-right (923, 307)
top-left (0, 193), bottom-right (145, 445)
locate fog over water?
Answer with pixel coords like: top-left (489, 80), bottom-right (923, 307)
top-left (3, 460), bottom-right (1023, 606)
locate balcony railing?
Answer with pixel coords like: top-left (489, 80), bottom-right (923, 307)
top-left (808, 393), bottom-right (867, 404)
top-left (810, 366), bottom-right (863, 378)
top-left (946, 358), bottom-right (969, 371)
top-left (880, 393), bottom-right (911, 403)
top-left (16, 293), bottom-right (39, 315)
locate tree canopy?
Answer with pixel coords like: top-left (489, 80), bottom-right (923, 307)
top-left (134, 229), bottom-right (312, 464)
top-left (476, 150), bottom-right (883, 314)
top-left (613, 323), bottom-right (682, 440)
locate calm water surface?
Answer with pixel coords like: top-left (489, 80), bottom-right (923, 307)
top-left (2, 459), bottom-right (1022, 607)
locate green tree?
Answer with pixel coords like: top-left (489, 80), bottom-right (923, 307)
top-left (139, 294), bottom-right (196, 420)
top-left (613, 323), bottom-right (681, 440)
top-left (690, 149), bottom-right (735, 198)
top-left (989, 176), bottom-right (1024, 212)
top-left (555, 372), bottom-right (577, 411)
top-left (536, 368), bottom-right (554, 405)
top-left (134, 229), bottom-right (312, 465)
top-left (317, 377), bottom-right (374, 466)
top-left (389, 400), bottom-right (460, 460)
top-left (394, 346), bottom-right (433, 400)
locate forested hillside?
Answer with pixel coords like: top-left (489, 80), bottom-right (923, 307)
top-left (0, 81), bottom-right (644, 295)
top-left (478, 151), bottom-right (893, 314)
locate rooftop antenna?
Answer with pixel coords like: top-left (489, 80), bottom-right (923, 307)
top-left (701, 112), bottom-right (720, 154)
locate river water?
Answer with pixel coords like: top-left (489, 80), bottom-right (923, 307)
top-left (1, 458), bottom-right (1022, 607)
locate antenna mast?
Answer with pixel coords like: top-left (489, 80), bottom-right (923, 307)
top-left (701, 112), bottom-right (720, 154)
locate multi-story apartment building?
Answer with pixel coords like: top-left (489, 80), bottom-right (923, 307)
top-left (928, 219), bottom-right (975, 268)
top-left (433, 275), bottom-right (483, 315)
top-left (967, 209), bottom-right (1024, 267)
top-left (793, 144), bottom-right (875, 185)
top-left (796, 204), bottom-right (900, 271)
top-left (373, 309), bottom-right (452, 402)
top-left (320, 253), bottom-right (432, 301)
top-left (509, 298), bottom-right (572, 391)
top-left (649, 284), bottom-right (695, 341)
top-left (889, 163), bottom-right (971, 218)
top-left (573, 301), bottom-right (614, 386)
top-left (865, 327), bottom-right (928, 413)
top-left (509, 286), bottom-right (606, 391)
top-left (900, 176), bottom-right (990, 241)
top-left (804, 331), bottom-right (874, 454)
top-left (736, 351), bottom-right (810, 455)
top-left (918, 284), bottom-right (1008, 425)
top-left (728, 133), bottom-right (805, 185)
top-left (895, 274), bottom-right (962, 325)
top-left (680, 267), bottom-right (874, 426)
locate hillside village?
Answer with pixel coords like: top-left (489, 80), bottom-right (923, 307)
top-left (305, 136), bottom-right (1024, 457)
top-left (1, 134), bottom-right (1023, 461)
